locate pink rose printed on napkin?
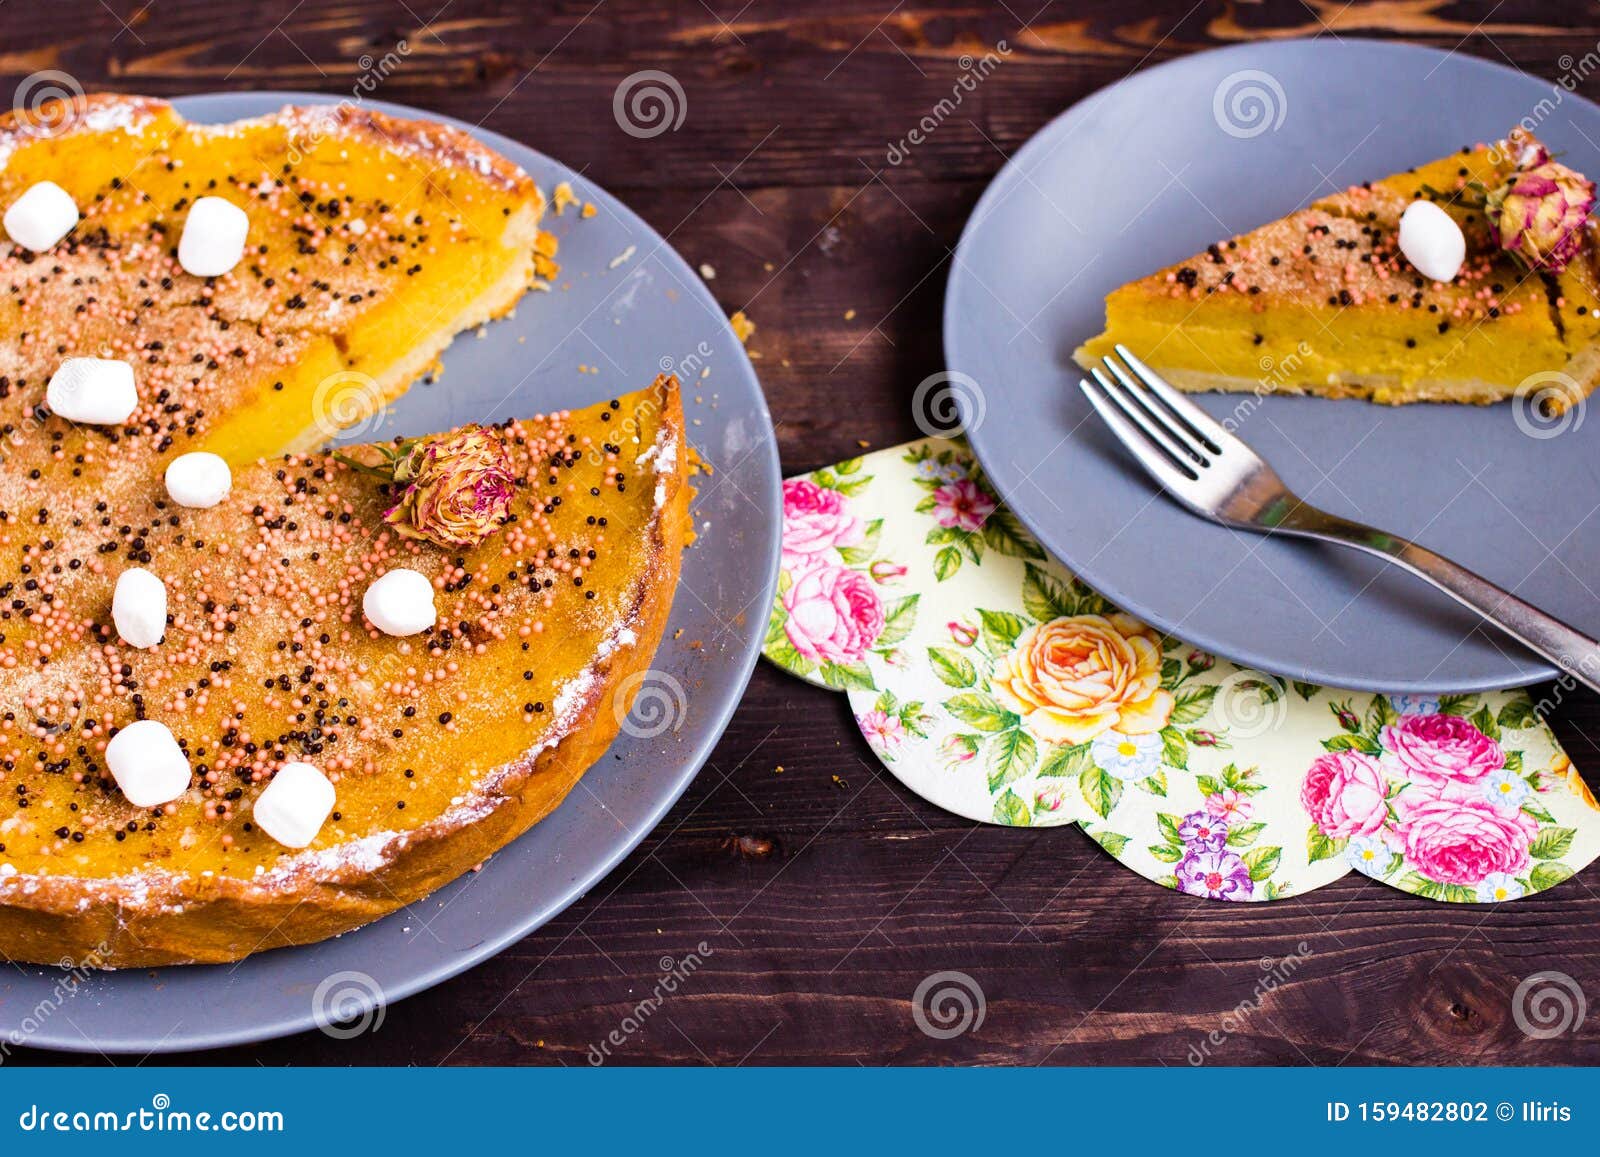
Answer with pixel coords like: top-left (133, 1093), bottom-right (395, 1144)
top-left (765, 457), bottom-right (918, 692)
top-left (1300, 751), bottom-right (1388, 839)
top-left (781, 477), bottom-right (863, 571)
top-left (856, 709), bottom-right (904, 752)
top-left (1389, 782), bottom-right (1537, 891)
top-left (1303, 697), bottom-right (1578, 901)
top-left (854, 688), bottom-right (933, 764)
top-left (1381, 712), bottom-right (1505, 785)
top-left (930, 478), bottom-right (997, 533)
top-left (783, 564), bottom-right (885, 665)
top-left (907, 443), bottom-right (1040, 581)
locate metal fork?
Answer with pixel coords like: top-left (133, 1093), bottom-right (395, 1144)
top-left (1080, 344), bottom-right (1600, 694)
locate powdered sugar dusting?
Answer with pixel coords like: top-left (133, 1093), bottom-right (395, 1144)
top-left (645, 420), bottom-right (680, 514)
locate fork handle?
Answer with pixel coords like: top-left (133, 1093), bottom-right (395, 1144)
top-left (1285, 510), bottom-right (1600, 696)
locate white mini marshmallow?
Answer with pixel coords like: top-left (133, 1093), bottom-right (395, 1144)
top-left (3, 181), bottom-right (79, 252)
top-left (253, 761), bottom-right (336, 849)
top-left (46, 357), bottom-right (137, 425)
top-left (164, 451), bottom-right (232, 509)
top-left (363, 568), bottom-right (437, 636)
top-left (105, 720), bottom-right (192, 808)
top-left (178, 196), bottom-right (249, 277)
top-left (112, 567), bottom-right (167, 649)
top-left (1398, 200), bottom-right (1466, 283)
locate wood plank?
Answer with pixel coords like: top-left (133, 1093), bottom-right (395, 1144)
top-left (4, 0), bottom-right (1600, 1067)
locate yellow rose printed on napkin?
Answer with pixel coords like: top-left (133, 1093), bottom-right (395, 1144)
top-left (764, 437), bottom-right (1600, 904)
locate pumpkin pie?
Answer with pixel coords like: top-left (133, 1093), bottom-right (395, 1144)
top-left (0, 96), bottom-right (690, 965)
top-left (1075, 131), bottom-right (1600, 406)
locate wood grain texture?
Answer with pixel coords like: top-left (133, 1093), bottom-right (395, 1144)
top-left (6, 0), bottom-right (1600, 1065)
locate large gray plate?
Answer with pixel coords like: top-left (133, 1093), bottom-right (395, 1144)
top-left (948, 38), bottom-right (1600, 692)
top-left (0, 92), bottom-right (779, 1052)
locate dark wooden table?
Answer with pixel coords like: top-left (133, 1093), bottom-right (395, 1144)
top-left (8, 0), bottom-right (1600, 1066)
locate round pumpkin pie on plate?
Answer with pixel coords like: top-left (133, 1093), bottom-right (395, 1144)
top-left (0, 95), bottom-right (690, 966)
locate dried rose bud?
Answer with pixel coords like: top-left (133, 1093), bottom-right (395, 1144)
top-left (1488, 158), bottom-right (1596, 271)
top-left (384, 426), bottom-right (516, 548)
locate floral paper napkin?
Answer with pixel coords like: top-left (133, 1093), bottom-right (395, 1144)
top-left (763, 438), bottom-right (1600, 903)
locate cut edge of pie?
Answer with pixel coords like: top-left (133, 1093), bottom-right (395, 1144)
top-left (0, 93), bottom-right (549, 461)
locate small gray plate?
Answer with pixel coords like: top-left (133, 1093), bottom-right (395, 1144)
top-left (948, 38), bottom-right (1600, 692)
top-left (0, 92), bottom-right (779, 1053)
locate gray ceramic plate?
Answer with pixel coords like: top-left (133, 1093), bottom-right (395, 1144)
top-left (948, 38), bottom-right (1600, 692)
top-left (0, 92), bottom-right (779, 1053)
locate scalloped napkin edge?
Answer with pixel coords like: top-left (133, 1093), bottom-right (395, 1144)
top-left (762, 436), bottom-right (1600, 904)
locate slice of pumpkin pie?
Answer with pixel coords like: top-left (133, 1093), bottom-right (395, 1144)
top-left (1075, 129), bottom-right (1600, 407)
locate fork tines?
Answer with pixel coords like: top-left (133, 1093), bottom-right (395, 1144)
top-left (1080, 346), bottom-right (1234, 485)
